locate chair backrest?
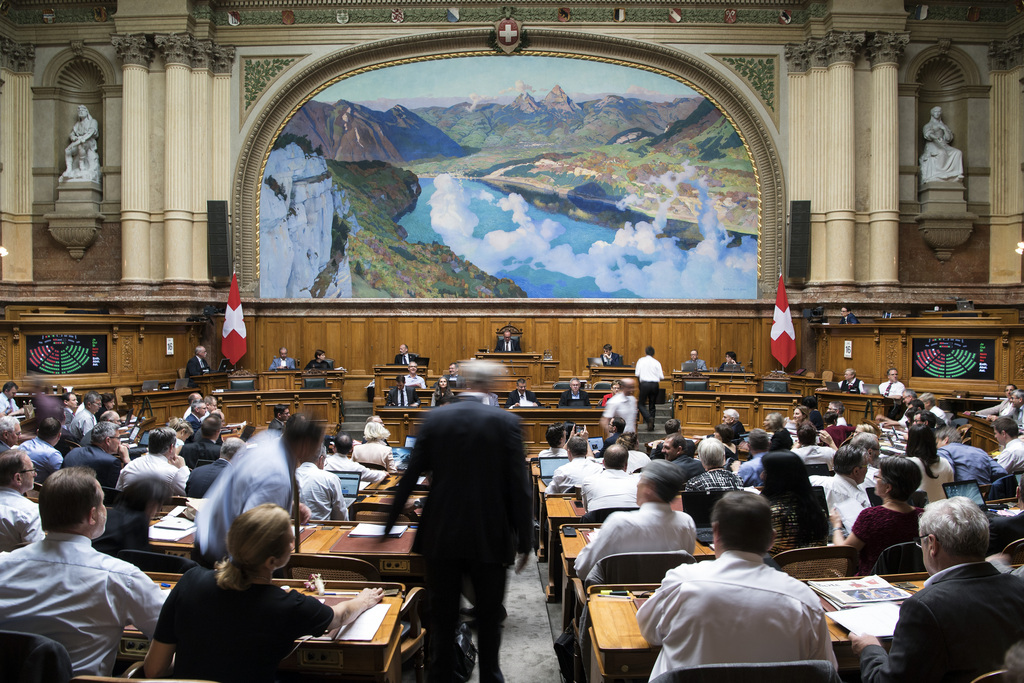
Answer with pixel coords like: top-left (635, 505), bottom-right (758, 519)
top-left (762, 380), bottom-right (789, 394)
top-left (870, 541), bottom-right (926, 575)
top-left (820, 370), bottom-right (834, 383)
top-left (303, 377), bottom-right (327, 389)
top-left (0, 630), bottom-right (73, 683)
top-left (683, 380), bottom-right (709, 392)
top-left (773, 545), bottom-right (859, 580)
top-left (580, 506), bottom-right (639, 524)
top-left (988, 474), bottom-right (1018, 502)
top-left (553, 381), bottom-right (571, 390)
top-left (593, 381), bottom-right (612, 391)
top-left (176, 368), bottom-right (186, 379)
top-left (285, 554), bottom-right (381, 582)
top-left (113, 387), bottom-right (132, 410)
top-left (101, 486), bottom-right (120, 506)
top-left (586, 550), bottom-right (694, 588)
top-left (649, 659), bottom-right (841, 683)
top-left (1002, 538), bottom-right (1024, 564)
top-left (229, 378), bottom-right (256, 391)
top-left (117, 549), bottom-right (198, 574)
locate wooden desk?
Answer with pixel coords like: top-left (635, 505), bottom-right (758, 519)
top-left (372, 365), bottom-right (433, 409)
top-left (673, 391), bottom-right (802, 433)
top-left (965, 414), bottom-right (999, 452)
top-left (300, 523), bottom-right (426, 585)
top-left (814, 390), bottom-right (892, 424)
top-left (119, 574), bottom-right (404, 681)
top-left (474, 351), bottom-right (561, 384)
top-left (587, 366), bottom-right (637, 386)
top-left (545, 496), bottom-right (587, 602)
top-left (129, 386), bottom-right (343, 429)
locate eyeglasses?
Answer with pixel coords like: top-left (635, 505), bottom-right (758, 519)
top-left (914, 534), bottom-right (930, 548)
top-left (18, 468), bottom-right (37, 474)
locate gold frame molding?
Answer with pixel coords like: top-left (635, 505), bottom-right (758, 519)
top-left (231, 28), bottom-right (785, 299)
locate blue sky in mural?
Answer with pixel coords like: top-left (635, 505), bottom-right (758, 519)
top-left (260, 54), bottom-right (759, 299)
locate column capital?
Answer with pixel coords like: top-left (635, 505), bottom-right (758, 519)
top-left (155, 33), bottom-right (195, 67)
top-left (211, 44), bottom-right (236, 75)
top-left (809, 37), bottom-right (830, 69)
top-left (989, 34), bottom-right (1024, 72)
top-left (867, 32), bottom-right (909, 67)
top-left (0, 37), bottom-right (35, 73)
top-left (190, 39), bottom-right (213, 70)
top-left (784, 43), bottom-right (812, 74)
top-left (112, 34), bottom-right (154, 68)
top-left (825, 31), bottom-right (866, 66)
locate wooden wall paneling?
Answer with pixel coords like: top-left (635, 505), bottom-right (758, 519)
top-left (716, 319), bottom-right (756, 372)
top-left (556, 318), bottom-right (578, 378)
top-left (343, 317), bottom-right (368, 374)
top-left (531, 318), bottom-right (559, 364)
top-left (261, 320), bottom-right (299, 370)
top-left (624, 318), bottom-right (646, 366)
top-left (648, 320), bottom-right (672, 370)
top-left (684, 320), bottom-right (714, 366)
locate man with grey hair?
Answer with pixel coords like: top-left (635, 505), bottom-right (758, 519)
top-left (937, 425), bottom-right (1008, 485)
top-left (721, 408), bottom-right (744, 440)
top-left (849, 431), bottom-right (882, 482)
top-left (685, 439), bottom-right (743, 492)
top-left (581, 444), bottom-right (640, 513)
top-left (557, 377), bottom-right (590, 407)
top-left (186, 437), bottom-right (244, 498)
top-left (971, 384), bottom-right (1018, 421)
top-left (296, 444), bottom-right (349, 521)
top-left (0, 415), bottom-right (21, 455)
top-left (919, 392), bottom-right (947, 425)
top-left (737, 428), bottom-right (771, 486)
top-left (115, 428), bottom-right (189, 495)
top-left (853, 497), bottom-right (1024, 682)
top-left (325, 433), bottom-right (388, 485)
top-left (185, 345), bottom-right (210, 388)
top-left (811, 444), bottom-right (870, 534)
top-left (184, 399), bottom-right (207, 434)
top-left (68, 391), bottom-right (101, 443)
top-left (574, 459), bottom-right (695, 583)
top-left (63, 421), bottom-right (129, 489)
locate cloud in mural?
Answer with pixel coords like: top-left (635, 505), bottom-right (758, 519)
top-left (427, 172), bottom-right (756, 298)
top-left (499, 79), bottom-right (535, 95)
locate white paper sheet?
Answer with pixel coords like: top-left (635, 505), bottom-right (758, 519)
top-left (828, 602), bottom-right (902, 638)
top-left (348, 523), bottom-right (407, 537)
top-left (335, 603), bottom-right (391, 641)
top-left (149, 526), bottom-right (195, 542)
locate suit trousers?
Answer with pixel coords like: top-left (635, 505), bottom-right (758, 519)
top-left (638, 381), bottom-right (659, 427)
top-left (426, 556), bottom-right (508, 683)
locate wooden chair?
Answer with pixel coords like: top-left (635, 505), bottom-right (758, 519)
top-left (399, 586), bottom-right (427, 683)
top-left (773, 545), bottom-right (859, 580)
top-left (585, 550), bottom-right (694, 588)
top-left (284, 553), bottom-right (381, 582)
top-left (820, 370), bottom-right (834, 383)
top-left (1002, 538), bottom-right (1024, 564)
top-left (114, 386), bottom-right (133, 411)
top-left (350, 501), bottom-right (417, 523)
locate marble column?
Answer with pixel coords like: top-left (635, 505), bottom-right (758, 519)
top-left (866, 33), bottom-right (908, 286)
top-left (808, 38), bottom-right (830, 283)
top-left (113, 34), bottom-right (155, 282)
top-left (824, 32), bottom-right (865, 285)
top-left (988, 36), bottom-right (1024, 284)
top-left (784, 44), bottom-right (811, 203)
top-left (155, 33), bottom-right (194, 283)
top-left (190, 40), bottom-right (212, 281)
top-left (210, 45), bottom-right (235, 202)
top-left (0, 39), bottom-right (35, 282)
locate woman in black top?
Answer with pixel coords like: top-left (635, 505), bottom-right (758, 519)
top-left (144, 504), bottom-right (382, 683)
top-left (761, 451), bottom-right (829, 555)
top-left (304, 349), bottom-right (332, 371)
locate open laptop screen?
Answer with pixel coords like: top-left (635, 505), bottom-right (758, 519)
top-left (943, 480), bottom-right (986, 507)
top-left (332, 471), bottom-right (363, 501)
top-left (539, 456), bottom-right (570, 479)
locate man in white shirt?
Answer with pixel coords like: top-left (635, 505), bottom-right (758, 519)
top-left (792, 422), bottom-right (836, 469)
top-left (546, 436), bottom-right (601, 495)
top-left (634, 346), bottom-right (665, 430)
top-left (575, 460), bottom-right (696, 582)
top-left (20, 417), bottom-right (64, 483)
top-left (325, 434), bottom-right (388, 485)
top-left (0, 467), bottom-right (166, 676)
top-left (0, 415), bottom-right (21, 455)
top-left (0, 449), bottom-right (43, 551)
top-left (839, 368), bottom-right (866, 394)
top-left (404, 362), bottom-right (427, 390)
top-left (878, 367), bottom-right (906, 400)
top-left (828, 400), bottom-right (849, 427)
top-left (602, 377), bottom-right (638, 435)
top-left (538, 423), bottom-right (568, 459)
top-left (580, 445), bottom-right (639, 513)
top-left (0, 381), bottom-right (25, 416)
top-left (116, 427), bottom-right (189, 495)
top-left (810, 444), bottom-right (870, 534)
top-left (920, 393), bottom-right (948, 425)
top-left (68, 390), bottom-right (101, 443)
top-left (637, 491), bottom-right (837, 678)
top-left (994, 417), bottom-right (1024, 474)
top-left (297, 445), bottom-right (349, 521)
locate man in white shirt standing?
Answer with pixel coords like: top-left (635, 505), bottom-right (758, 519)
top-left (994, 417), bottom-right (1024, 474)
top-left (116, 427), bottom-right (189, 496)
top-left (634, 347), bottom-right (664, 431)
top-left (580, 445), bottom-right (639, 513)
top-left (297, 445), bottom-right (349, 521)
top-left (637, 491), bottom-right (837, 678)
top-left (602, 377), bottom-right (638, 436)
top-left (545, 436), bottom-right (601, 495)
top-left (0, 449), bottom-right (43, 551)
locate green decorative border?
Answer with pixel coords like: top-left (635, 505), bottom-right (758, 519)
top-left (2, 5), bottom-right (115, 24)
top-left (243, 56), bottom-right (300, 118)
top-left (712, 54), bottom-right (778, 128)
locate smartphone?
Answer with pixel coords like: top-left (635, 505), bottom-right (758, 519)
top-left (562, 527), bottom-right (577, 537)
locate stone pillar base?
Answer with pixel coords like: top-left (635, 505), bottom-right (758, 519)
top-left (915, 181), bottom-right (977, 262)
top-left (44, 181), bottom-right (104, 261)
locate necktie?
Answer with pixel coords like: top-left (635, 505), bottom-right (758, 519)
top-left (506, 341), bottom-right (510, 351)
top-left (885, 382), bottom-right (892, 396)
top-left (400, 390), bottom-right (406, 407)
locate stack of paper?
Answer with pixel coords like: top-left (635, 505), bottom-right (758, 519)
top-left (808, 575), bottom-right (913, 610)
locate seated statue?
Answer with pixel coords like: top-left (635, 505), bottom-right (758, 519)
top-left (919, 106), bottom-right (963, 185)
top-left (59, 105), bottom-right (100, 183)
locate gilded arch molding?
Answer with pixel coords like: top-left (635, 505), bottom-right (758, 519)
top-left (232, 29), bottom-right (785, 299)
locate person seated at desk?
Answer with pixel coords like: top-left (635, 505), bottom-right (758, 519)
top-left (545, 435), bottom-right (601, 495)
top-left (0, 415), bottom-right (20, 457)
top-left (684, 349), bottom-right (708, 371)
top-left (995, 417), bottom-right (1024, 473)
top-left (93, 477), bottom-right (169, 558)
top-left (184, 399), bottom-right (208, 437)
top-left (180, 414), bottom-right (223, 470)
top-left (404, 362), bottom-right (427, 390)
top-left (876, 389), bottom-right (916, 425)
top-left (603, 416), bottom-right (624, 449)
top-left (68, 390), bottom-right (100, 444)
top-left (557, 377), bottom-right (591, 408)
top-left (616, 432), bottom-right (651, 473)
top-left (717, 351), bottom-right (744, 372)
top-left (967, 383), bottom-right (1019, 422)
top-left (637, 491), bottom-right (837, 678)
top-left (268, 404), bottom-right (290, 432)
top-left (712, 424), bottom-right (739, 466)
top-left (822, 411), bottom-right (856, 446)
top-left (580, 445), bottom-right (639, 513)
top-left (839, 305), bottom-right (860, 324)
top-left (144, 503), bottom-right (383, 682)
top-left (0, 467), bottom-right (167, 676)
top-left (61, 391), bottom-right (78, 427)
top-left (792, 422), bottom-right (836, 469)
top-left (937, 425), bottom-right (1009, 485)
top-left (504, 378), bottom-right (538, 408)
top-left (185, 345), bottom-right (211, 388)
top-left (662, 433), bottom-right (705, 485)
top-left (904, 423), bottom-right (953, 503)
top-left (647, 417), bottom-right (680, 459)
top-left (325, 434), bottom-right (387, 485)
top-left (20, 417), bottom-right (64, 483)
top-left (495, 328), bottom-right (522, 353)
top-left (575, 460), bottom-right (696, 583)
top-left (878, 367), bottom-right (905, 400)
top-left (187, 437), bottom-right (245, 498)
top-left (297, 444), bottom-right (348, 521)
top-left (354, 421), bottom-right (397, 474)
top-left (599, 379), bottom-right (620, 408)
top-left (800, 396), bottom-right (824, 429)
top-left (117, 427), bottom-right (190, 496)
top-left (839, 367), bottom-right (866, 394)
top-left (431, 376), bottom-right (455, 407)
top-left (63, 421), bottom-right (129, 490)
top-left (442, 362), bottom-right (461, 388)
top-left (304, 348), bottom-right (332, 371)
top-left (0, 381), bottom-right (25, 417)
top-left (599, 343), bottom-right (623, 367)
top-left (808, 443), bottom-right (871, 534)
top-left (0, 449), bottom-right (43, 551)
top-left (394, 343), bottom-right (416, 366)
top-left (852, 498), bottom-right (1024, 683)
top-left (685, 439), bottom-right (743, 493)
top-left (736, 429), bottom-right (771, 486)
top-left (538, 423), bottom-right (568, 458)
top-left (386, 375), bottom-right (420, 408)
top-left (268, 346), bottom-right (296, 371)
top-left (761, 451), bottom-right (829, 556)
top-left (721, 408), bottom-right (745, 440)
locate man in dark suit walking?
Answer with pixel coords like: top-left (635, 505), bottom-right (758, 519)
top-left (386, 360), bottom-right (532, 683)
top-left (185, 346), bottom-right (210, 388)
top-left (494, 329), bottom-right (522, 353)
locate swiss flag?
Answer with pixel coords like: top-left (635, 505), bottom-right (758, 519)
top-left (222, 273), bottom-right (247, 364)
top-left (770, 275), bottom-right (796, 368)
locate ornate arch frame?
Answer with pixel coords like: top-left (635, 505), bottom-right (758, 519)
top-left (232, 29), bottom-right (785, 299)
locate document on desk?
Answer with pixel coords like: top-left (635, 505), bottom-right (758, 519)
top-left (828, 602), bottom-right (901, 638)
top-left (149, 516), bottom-right (197, 542)
top-left (348, 523), bottom-right (408, 538)
top-left (334, 603), bottom-right (391, 641)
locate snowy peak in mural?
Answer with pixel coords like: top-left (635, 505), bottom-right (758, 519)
top-left (259, 57), bottom-right (759, 299)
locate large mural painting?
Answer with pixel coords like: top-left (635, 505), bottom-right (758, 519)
top-left (259, 55), bottom-right (759, 299)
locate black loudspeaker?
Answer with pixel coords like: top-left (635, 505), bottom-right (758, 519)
top-left (788, 200), bottom-right (811, 279)
top-left (207, 200), bottom-right (231, 279)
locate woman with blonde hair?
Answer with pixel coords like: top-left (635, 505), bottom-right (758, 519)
top-left (144, 504), bottom-right (382, 682)
top-left (353, 419), bottom-right (395, 473)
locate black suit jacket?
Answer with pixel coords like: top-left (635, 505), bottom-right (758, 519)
top-left (839, 379), bottom-right (864, 394)
top-left (186, 458), bottom-right (230, 498)
top-left (670, 456), bottom-right (706, 484)
top-left (393, 353), bottom-right (417, 365)
top-left (386, 385), bottom-right (420, 407)
top-left (859, 562), bottom-right (1024, 682)
top-left (185, 356), bottom-right (210, 388)
top-left (385, 398), bottom-right (532, 563)
top-left (601, 353), bottom-right (623, 367)
top-left (504, 390), bottom-right (538, 408)
top-left (989, 511), bottom-right (1024, 555)
top-left (179, 438), bottom-right (222, 470)
top-left (558, 389), bottom-right (591, 407)
top-left (63, 445), bottom-right (122, 489)
top-left (494, 337), bottom-right (522, 353)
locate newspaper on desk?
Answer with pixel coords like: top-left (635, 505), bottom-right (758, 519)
top-left (808, 575), bottom-right (913, 609)
top-left (148, 514), bottom-right (196, 542)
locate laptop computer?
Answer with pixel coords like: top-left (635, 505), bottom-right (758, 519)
top-left (414, 357), bottom-right (430, 368)
top-left (140, 380), bottom-right (160, 392)
top-left (824, 381), bottom-right (842, 391)
top-left (587, 436), bottom-right (604, 455)
top-left (943, 480), bottom-right (988, 509)
top-left (404, 435), bottom-right (417, 448)
top-left (587, 357), bottom-right (603, 367)
top-left (805, 463), bottom-right (832, 477)
top-left (680, 490), bottom-right (726, 545)
top-left (681, 361), bottom-right (698, 372)
top-left (332, 471), bottom-right (363, 504)
top-left (863, 383), bottom-right (881, 395)
top-left (126, 424), bottom-right (141, 444)
top-left (138, 430), bottom-right (151, 448)
top-left (173, 378), bottom-right (191, 390)
top-left (216, 358), bottom-right (233, 372)
top-left (239, 424), bottom-right (256, 442)
top-left (538, 456), bottom-right (570, 485)
top-left (391, 447), bottom-right (413, 472)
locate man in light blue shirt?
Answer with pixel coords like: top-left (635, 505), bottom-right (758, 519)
top-left (736, 429), bottom-right (770, 486)
top-left (268, 346), bottom-right (296, 370)
top-left (20, 417), bottom-right (63, 483)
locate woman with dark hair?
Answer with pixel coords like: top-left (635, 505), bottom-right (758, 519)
top-left (831, 456), bottom-right (923, 575)
top-left (712, 424), bottom-right (739, 463)
top-left (903, 423), bottom-right (953, 502)
top-left (801, 396), bottom-right (824, 430)
top-left (761, 451), bottom-right (829, 555)
top-left (93, 476), bottom-right (170, 557)
top-left (145, 503), bottom-right (382, 682)
top-left (304, 349), bottom-right (332, 371)
top-left (430, 376), bottom-right (455, 407)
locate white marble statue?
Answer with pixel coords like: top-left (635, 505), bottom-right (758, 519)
top-left (59, 105), bottom-right (100, 183)
top-left (919, 106), bottom-right (963, 184)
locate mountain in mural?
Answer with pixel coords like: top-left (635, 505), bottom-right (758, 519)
top-left (642, 98), bottom-right (744, 160)
top-left (282, 99), bottom-right (466, 164)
